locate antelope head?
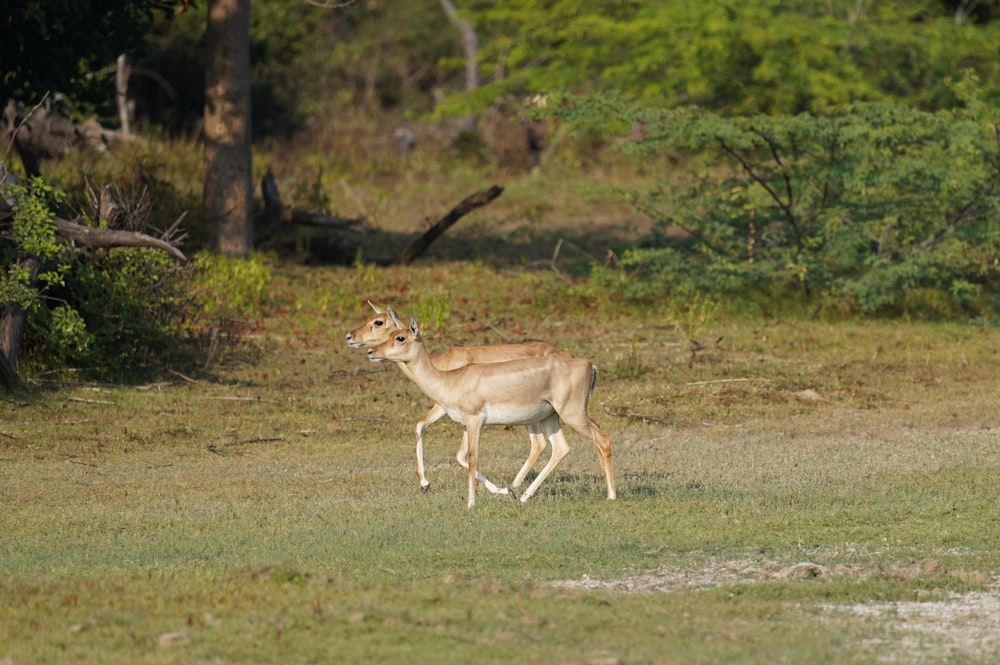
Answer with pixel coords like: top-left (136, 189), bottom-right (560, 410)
top-left (345, 301), bottom-right (404, 348)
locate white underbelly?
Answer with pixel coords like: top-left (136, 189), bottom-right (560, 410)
top-left (483, 401), bottom-right (555, 425)
top-left (444, 402), bottom-right (555, 426)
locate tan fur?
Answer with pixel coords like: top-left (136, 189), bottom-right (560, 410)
top-left (345, 301), bottom-right (569, 491)
top-left (368, 320), bottom-right (616, 507)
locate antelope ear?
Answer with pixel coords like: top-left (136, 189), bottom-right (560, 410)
top-left (409, 318), bottom-right (420, 338)
top-left (386, 305), bottom-right (402, 328)
top-left (367, 300), bottom-right (385, 314)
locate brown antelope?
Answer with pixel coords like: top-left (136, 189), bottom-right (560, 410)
top-left (367, 318), bottom-right (616, 507)
top-left (345, 302), bottom-right (567, 493)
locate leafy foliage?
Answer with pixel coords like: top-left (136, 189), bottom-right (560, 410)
top-left (50, 246), bottom-right (192, 375)
top-left (8, 0), bottom-right (1000, 134)
top-left (1, 176), bottom-right (273, 381)
top-left (189, 251), bottom-right (272, 322)
top-left (135, 0), bottom-right (463, 137)
top-left (1, 0), bottom-right (184, 113)
top-left (0, 178), bottom-right (70, 311)
top-left (454, 0), bottom-right (1000, 117)
top-left (556, 78), bottom-right (1000, 317)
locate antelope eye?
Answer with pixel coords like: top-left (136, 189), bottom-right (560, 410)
top-left (374, 319), bottom-right (384, 327)
top-left (395, 335), bottom-right (406, 342)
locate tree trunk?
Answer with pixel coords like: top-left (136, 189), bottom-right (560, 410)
top-left (204, 0), bottom-right (253, 257)
top-left (438, 0), bottom-right (480, 132)
top-left (116, 54), bottom-right (132, 137)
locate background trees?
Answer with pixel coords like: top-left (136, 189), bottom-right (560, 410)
top-left (8, 1), bottom-right (1000, 136)
top-left (1, 1), bottom-right (165, 107)
top-left (3, 0), bottom-right (1000, 383)
top-left (461, 0), bottom-right (1000, 116)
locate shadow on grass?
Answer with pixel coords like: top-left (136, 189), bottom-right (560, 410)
top-left (519, 470), bottom-right (680, 500)
top-left (260, 221), bottom-right (643, 271)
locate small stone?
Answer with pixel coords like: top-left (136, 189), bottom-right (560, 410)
top-left (780, 562), bottom-right (828, 579)
top-left (157, 631), bottom-right (190, 648)
top-left (794, 389), bottom-right (823, 403)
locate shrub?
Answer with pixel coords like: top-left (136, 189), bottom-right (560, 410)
top-left (51, 246), bottom-right (195, 378)
top-left (2, 176), bottom-right (271, 382)
top-left (189, 251), bottom-right (272, 324)
top-left (558, 77), bottom-right (1000, 318)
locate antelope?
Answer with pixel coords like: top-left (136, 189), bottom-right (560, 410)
top-left (345, 302), bottom-right (567, 494)
top-left (367, 318), bottom-right (616, 507)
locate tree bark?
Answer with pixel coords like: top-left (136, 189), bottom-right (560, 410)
top-left (393, 185), bottom-right (503, 265)
top-left (204, 0), bottom-right (253, 257)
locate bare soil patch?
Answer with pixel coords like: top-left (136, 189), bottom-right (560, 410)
top-left (835, 590), bottom-right (1000, 663)
top-left (555, 557), bottom-right (1000, 663)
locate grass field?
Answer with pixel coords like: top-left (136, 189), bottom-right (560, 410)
top-left (2, 261), bottom-right (999, 664)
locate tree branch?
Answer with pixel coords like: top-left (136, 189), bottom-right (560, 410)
top-left (53, 216), bottom-right (187, 261)
top-left (393, 185), bottom-right (504, 265)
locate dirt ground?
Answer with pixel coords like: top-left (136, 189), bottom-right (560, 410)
top-left (555, 556), bottom-right (1000, 663)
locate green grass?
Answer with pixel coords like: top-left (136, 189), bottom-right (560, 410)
top-left (3, 263), bottom-right (1000, 664)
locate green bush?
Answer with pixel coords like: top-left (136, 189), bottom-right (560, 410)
top-left (559, 79), bottom-right (1000, 318)
top-left (1, 178), bottom-right (70, 311)
top-left (189, 251), bottom-right (272, 324)
top-left (2, 176), bottom-right (272, 382)
top-left (51, 247), bottom-right (194, 377)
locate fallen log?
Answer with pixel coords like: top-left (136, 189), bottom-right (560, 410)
top-left (259, 167), bottom-right (368, 241)
top-left (2, 97), bottom-right (130, 179)
top-left (393, 185), bottom-right (504, 265)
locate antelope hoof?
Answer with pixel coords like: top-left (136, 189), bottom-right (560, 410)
top-left (420, 482), bottom-right (431, 492)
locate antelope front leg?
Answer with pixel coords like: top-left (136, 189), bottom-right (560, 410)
top-left (455, 432), bottom-right (510, 495)
top-left (414, 404), bottom-right (449, 491)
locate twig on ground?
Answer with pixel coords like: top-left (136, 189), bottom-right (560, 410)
top-left (685, 378), bottom-right (770, 386)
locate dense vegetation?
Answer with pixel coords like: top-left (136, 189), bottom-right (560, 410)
top-left (559, 79), bottom-right (1000, 318)
top-left (3, 0), bottom-right (1000, 383)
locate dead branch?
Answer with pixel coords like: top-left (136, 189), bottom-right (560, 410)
top-left (393, 185), bottom-right (504, 265)
top-left (684, 378), bottom-right (770, 386)
top-left (53, 216), bottom-right (187, 261)
top-left (259, 167), bottom-right (369, 241)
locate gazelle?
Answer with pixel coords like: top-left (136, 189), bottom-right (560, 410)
top-left (345, 302), bottom-right (567, 493)
top-left (367, 318), bottom-right (616, 507)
